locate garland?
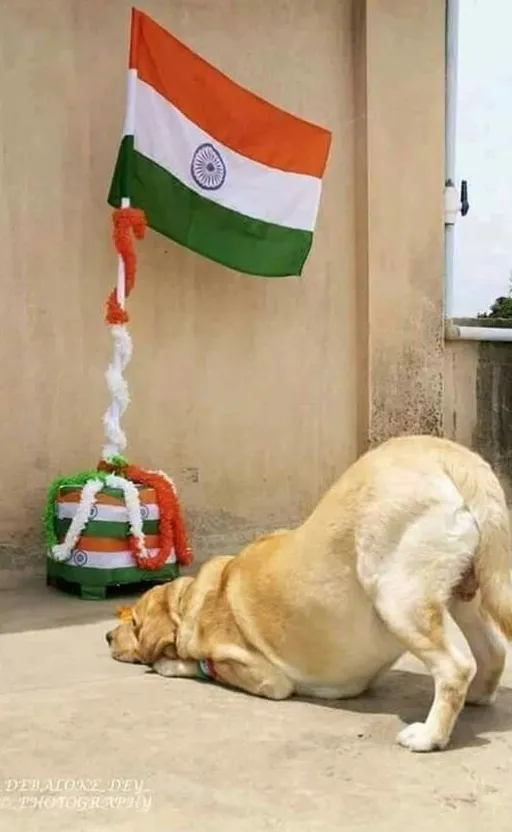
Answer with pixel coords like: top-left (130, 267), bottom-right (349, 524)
top-left (105, 207), bottom-right (146, 325)
top-left (98, 458), bottom-right (193, 569)
top-left (44, 207), bottom-right (193, 575)
top-left (45, 459), bottom-right (193, 570)
top-left (43, 469), bottom-right (110, 556)
top-left (102, 208), bottom-right (145, 461)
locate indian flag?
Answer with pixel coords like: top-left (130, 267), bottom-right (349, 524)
top-left (108, 8), bottom-right (332, 277)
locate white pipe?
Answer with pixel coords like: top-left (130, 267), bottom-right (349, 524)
top-left (444, 0), bottom-right (459, 319)
top-left (444, 224), bottom-right (455, 319)
top-left (445, 0), bottom-right (459, 182)
top-left (446, 325), bottom-right (512, 342)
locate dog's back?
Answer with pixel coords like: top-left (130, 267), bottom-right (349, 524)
top-left (306, 435), bottom-right (511, 634)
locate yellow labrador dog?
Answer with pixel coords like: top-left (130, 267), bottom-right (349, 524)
top-left (106, 435), bottom-right (512, 752)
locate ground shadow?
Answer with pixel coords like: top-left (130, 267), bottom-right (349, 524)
top-left (0, 578), bottom-right (152, 635)
top-left (5, 583), bottom-right (512, 753)
top-left (292, 668), bottom-right (512, 750)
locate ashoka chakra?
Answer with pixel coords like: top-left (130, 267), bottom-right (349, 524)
top-left (72, 550), bottom-right (88, 566)
top-left (191, 143), bottom-right (226, 191)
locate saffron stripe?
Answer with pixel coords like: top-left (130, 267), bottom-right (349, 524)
top-left (108, 138), bottom-right (312, 277)
top-left (73, 535), bottom-right (161, 553)
top-left (128, 8), bottom-right (331, 177)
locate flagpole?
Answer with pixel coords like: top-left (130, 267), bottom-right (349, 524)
top-left (101, 65), bottom-right (138, 461)
top-left (106, 194), bottom-right (130, 438)
top-left (116, 200), bottom-right (130, 307)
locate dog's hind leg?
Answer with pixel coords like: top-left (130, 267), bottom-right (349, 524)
top-left (451, 595), bottom-right (507, 706)
top-left (374, 593), bottom-right (476, 752)
top-left (357, 490), bottom-right (484, 751)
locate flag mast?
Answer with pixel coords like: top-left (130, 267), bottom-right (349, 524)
top-left (101, 36), bottom-right (138, 462)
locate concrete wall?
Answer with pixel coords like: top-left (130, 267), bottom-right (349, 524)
top-left (445, 327), bottom-right (512, 500)
top-left (0, 0), bottom-right (447, 585)
top-left (362, 0), bottom-right (446, 445)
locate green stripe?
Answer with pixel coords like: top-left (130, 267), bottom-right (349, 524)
top-left (47, 557), bottom-right (178, 587)
top-left (54, 519), bottom-right (159, 539)
top-left (108, 136), bottom-right (312, 277)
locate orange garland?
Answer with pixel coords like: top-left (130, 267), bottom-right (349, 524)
top-left (106, 207), bottom-right (147, 325)
top-left (97, 459), bottom-right (193, 571)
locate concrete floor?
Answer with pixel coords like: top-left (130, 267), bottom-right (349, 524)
top-left (2, 580), bottom-right (512, 831)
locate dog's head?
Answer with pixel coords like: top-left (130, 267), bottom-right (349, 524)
top-left (105, 577), bottom-right (193, 665)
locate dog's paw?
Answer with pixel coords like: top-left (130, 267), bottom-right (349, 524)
top-left (152, 658), bottom-right (180, 677)
top-left (152, 658), bottom-right (199, 679)
top-left (396, 722), bottom-right (446, 753)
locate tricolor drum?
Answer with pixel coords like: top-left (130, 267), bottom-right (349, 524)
top-left (46, 483), bottom-right (179, 600)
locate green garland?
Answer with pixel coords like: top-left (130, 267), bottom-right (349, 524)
top-left (43, 470), bottom-right (110, 552)
top-left (109, 455), bottom-right (129, 468)
top-left (43, 457), bottom-right (133, 554)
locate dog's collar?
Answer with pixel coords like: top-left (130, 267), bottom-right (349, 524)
top-left (197, 659), bottom-right (216, 681)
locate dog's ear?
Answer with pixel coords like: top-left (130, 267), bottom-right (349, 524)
top-left (165, 576), bottom-right (194, 627)
top-left (136, 587), bottom-right (176, 665)
top-left (136, 578), bottom-right (194, 665)
top-left (138, 626), bottom-right (176, 665)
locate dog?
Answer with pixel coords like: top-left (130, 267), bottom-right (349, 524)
top-left (106, 435), bottom-right (512, 752)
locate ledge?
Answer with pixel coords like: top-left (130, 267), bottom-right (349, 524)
top-left (445, 318), bottom-right (512, 342)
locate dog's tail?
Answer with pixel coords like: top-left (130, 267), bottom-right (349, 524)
top-left (443, 446), bottom-right (512, 639)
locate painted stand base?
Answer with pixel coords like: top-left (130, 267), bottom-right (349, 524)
top-left (46, 557), bottom-right (179, 601)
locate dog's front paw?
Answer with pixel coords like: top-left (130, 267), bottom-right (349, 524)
top-left (396, 722), bottom-right (447, 753)
top-left (152, 658), bottom-right (199, 679)
top-left (152, 658), bottom-right (180, 677)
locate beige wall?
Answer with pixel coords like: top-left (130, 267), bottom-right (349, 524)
top-left (361, 0), bottom-right (446, 444)
top-left (0, 0), bottom-right (447, 583)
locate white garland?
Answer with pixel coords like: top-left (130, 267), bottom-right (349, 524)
top-left (105, 473), bottom-right (149, 560)
top-left (102, 324), bottom-right (133, 460)
top-left (50, 473), bottom-right (149, 565)
top-left (50, 478), bottom-right (104, 562)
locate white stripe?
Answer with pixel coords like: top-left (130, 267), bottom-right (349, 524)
top-left (131, 78), bottom-right (321, 232)
top-left (67, 549), bottom-right (176, 570)
top-left (57, 503), bottom-right (160, 522)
